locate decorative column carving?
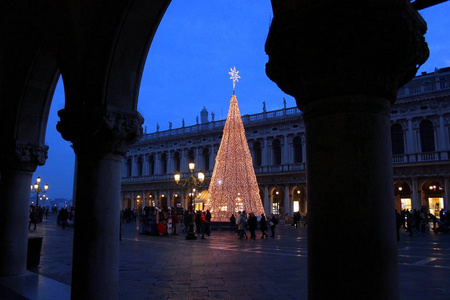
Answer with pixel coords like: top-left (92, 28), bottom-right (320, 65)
top-left (57, 108), bottom-right (143, 300)
top-left (0, 143), bottom-right (48, 276)
top-left (265, 1), bottom-right (428, 299)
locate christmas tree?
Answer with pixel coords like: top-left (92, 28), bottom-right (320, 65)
top-left (205, 67), bottom-right (265, 221)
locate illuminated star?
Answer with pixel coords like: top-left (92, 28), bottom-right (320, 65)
top-left (228, 67), bottom-right (241, 92)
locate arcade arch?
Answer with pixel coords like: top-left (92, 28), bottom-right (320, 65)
top-left (421, 179), bottom-right (445, 216)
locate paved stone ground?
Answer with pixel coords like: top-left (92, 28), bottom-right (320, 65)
top-left (2, 214), bottom-right (450, 300)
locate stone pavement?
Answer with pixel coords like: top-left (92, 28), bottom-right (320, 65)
top-left (1, 214), bottom-right (450, 300)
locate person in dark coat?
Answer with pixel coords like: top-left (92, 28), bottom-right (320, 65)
top-left (260, 213), bottom-right (268, 238)
top-left (248, 213), bottom-right (257, 240)
top-left (195, 211), bottom-right (202, 234)
top-left (28, 206), bottom-right (37, 230)
top-left (229, 214), bottom-right (236, 233)
top-left (205, 210), bottom-right (212, 236)
top-left (269, 214), bottom-right (278, 237)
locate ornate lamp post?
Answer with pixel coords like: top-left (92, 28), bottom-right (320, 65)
top-left (174, 162), bottom-right (205, 239)
top-left (30, 176), bottom-right (49, 208)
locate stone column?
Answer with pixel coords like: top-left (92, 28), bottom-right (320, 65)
top-left (143, 154), bottom-right (149, 175)
top-left (263, 185), bottom-right (270, 215)
top-left (262, 138), bottom-right (269, 167)
top-left (209, 144), bottom-right (215, 171)
top-left (444, 178), bottom-right (450, 210)
top-left (438, 115), bottom-right (449, 159)
top-left (155, 152), bottom-right (162, 175)
top-left (57, 108), bottom-right (143, 300)
top-left (284, 185), bottom-right (290, 216)
top-left (0, 143), bottom-right (48, 276)
top-left (411, 177), bottom-right (421, 210)
top-left (265, 2), bottom-right (428, 299)
top-left (282, 135), bottom-right (289, 165)
top-left (301, 135), bottom-right (306, 165)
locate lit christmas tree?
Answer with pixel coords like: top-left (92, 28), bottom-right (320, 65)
top-left (205, 67), bottom-right (265, 221)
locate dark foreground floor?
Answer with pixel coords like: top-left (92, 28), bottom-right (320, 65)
top-left (1, 214), bottom-right (450, 300)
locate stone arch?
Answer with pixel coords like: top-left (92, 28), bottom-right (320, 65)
top-left (292, 185), bottom-right (307, 215)
top-left (146, 192), bottom-right (155, 207)
top-left (124, 196), bottom-right (132, 210)
top-left (292, 135), bottom-right (303, 163)
top-left (419, 119), bottom-right (436, 152)
top-left (391, 123), bottom-right (405, 155)
top-left (270, 186), bottom-right (284, 215)
top-left (272, 139), bottom-right (282, 165)
top-left (421, 179), bottom-right (445, 216)
top-left (393, 181), bottom-right (412, 212)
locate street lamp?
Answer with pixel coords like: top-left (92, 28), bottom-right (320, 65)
top-left (174, 162), bottom-right (205, 240)
top-left (30, 176), bottom-right (49, 208)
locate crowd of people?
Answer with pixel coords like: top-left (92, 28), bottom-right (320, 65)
top-left (398, 208), bottom-right (449, 237)
top-left (138, 206), bottom-right (212, 238)
top-left (231, 211), bottom-right (279, 239)
top-left (28, 205), bottom-right (75, 230)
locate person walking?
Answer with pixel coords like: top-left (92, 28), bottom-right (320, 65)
top-left (248, 212), bottom-right (257, 240)
top-left (195, 211), bottom-right (202, 234)
top-left (28, 206), bottom-right (37, 230)
top-left (237, 211), bottom-right (248, 239)
top-left (205, 210), bottom-right (212, 236)
top-left (230, 214), bottom-right (236, 233)
top-left (269, 213), bottom-right (278, 237)
top-left (200, 211), bottom-right (208, 239)
top-left (260, 213), bottom-right (268, 238)
top-left (172, 211), bottom-right (179, 235)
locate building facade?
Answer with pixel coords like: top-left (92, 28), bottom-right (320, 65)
top-left (121, 67), bottom-right (450, 217)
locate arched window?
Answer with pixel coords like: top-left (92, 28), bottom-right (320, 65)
top-left (272, 139), bottom-right (282, 165)
top-left (149, 155), bottom-right (155, 175)
top-left (253, 141), bottom-right (262, 166)
top-left (203, 148), bottom-right (210, 171)
top-left (293, 136), bottom-right (302, 163)
top-left (174, 151), bottom-right (181, 172)
top-left (126, 157), bottom-right (132, 177)
top-left (188, 149), bottom-right (195, 163)
top-left (391, 124), bottom-right (404, 155)
top-left (137, 156), bottom-right (143, 176)
top-left (420, 120), bottom-right (435, 152)
top-left (161, 153), bottom-right (167, 174)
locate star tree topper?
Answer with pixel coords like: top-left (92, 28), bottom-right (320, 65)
top-left (229, 67), bottom-right (241, 94)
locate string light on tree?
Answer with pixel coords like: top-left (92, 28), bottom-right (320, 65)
top-left (205, 68), bottom-right (264, 221)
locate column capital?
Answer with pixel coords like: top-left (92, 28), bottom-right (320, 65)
top-left (57, 108), bottom-right (143, 157)
top-left (0, 143), bottom-right (48, 172)
top-left (265, 1), bottom-right (429, 109)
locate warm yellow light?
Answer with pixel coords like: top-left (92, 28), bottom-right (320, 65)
top-left (398, 187), bottom-right (403, 191)
top-left (275, 191), bottom-right (279, 195)
top-left (198, 171), bottom-right (205, 183)
top-left (174, 173), bottom-right (180, 183)
top-left (34, 184), bottom-right (39, 190)
top-left (297, 190), bottom-right (300, 194)
top-left (189, 162), bottom-right (195, 171)
top-left (36, 177), bottom-right (41, 183)
top-left (44, 184), bottom-right (49, 190)
top-left (30, 185), bottom-right (33, 190)
top-left (204, 93), bottom-right (264, 221)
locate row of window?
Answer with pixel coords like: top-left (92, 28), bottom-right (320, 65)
top-left (391, 119), bottom-right (436, 155)
top-left (125, 136), bottom-right (304, 177)
top-left (126, 118), bottom-right (444, 177)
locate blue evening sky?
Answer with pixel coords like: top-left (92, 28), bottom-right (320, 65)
top-left (35, 1), bottom-right (450, 200)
